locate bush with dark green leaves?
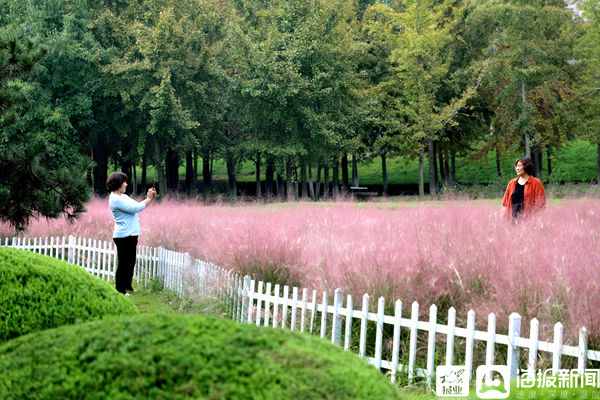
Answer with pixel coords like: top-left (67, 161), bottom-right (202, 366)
top-left (0, 247), bottom-right (137, 342)
top-left (0, 314), bottom-right (402, 400)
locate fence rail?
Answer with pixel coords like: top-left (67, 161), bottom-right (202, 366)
top-left (3, 235), bottom-right (599, 384)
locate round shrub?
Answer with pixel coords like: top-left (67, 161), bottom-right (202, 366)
top-left (0, 314), bottom-right (402, 400)
top-left (0, 247), bottom-right (138, 342)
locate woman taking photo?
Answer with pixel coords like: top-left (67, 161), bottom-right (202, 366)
top-left (502, 157), bottom-right (546, 221)
top-left (106, 172), bottom-right (156, 295)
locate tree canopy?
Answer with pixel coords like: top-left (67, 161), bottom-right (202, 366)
top-left (0, 0), bottom-right (597, 228)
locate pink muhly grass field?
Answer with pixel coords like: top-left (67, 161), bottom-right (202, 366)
top-left (2, 197), bottom-right (599, 346)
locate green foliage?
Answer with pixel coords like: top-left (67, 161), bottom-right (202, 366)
top-left (0, 314), bottom-right (402, 400)
top-left (222, 0), bottom-right (364, 174)
top-left (0, 247), bottom-right (138, 343)
top-left (1, 0), bottom-right (597, 204)
top-left (0, 22), bottom-right (92, 230)
top-left (466, 0), bottom-right (581, 155)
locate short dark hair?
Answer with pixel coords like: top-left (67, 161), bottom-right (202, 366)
top-left (106, 172), bottom-right (128, 192)
top-left (514, 157), bottom-right (534, 175)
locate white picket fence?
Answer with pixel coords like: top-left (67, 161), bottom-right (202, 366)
top-left (236, 276), bottom-right (600, 383)
top-left (3, 235), bottom-right (599, 384)
top-left (1, 236), bottom-right (238, 315)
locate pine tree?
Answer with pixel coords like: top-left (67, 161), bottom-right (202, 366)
top-left (0, 33), bottom-right (90, 231)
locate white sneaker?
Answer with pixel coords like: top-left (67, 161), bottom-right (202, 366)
top-left (124, 293), bottom-right (131, 297)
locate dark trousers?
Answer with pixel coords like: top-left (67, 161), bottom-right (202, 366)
top-left (113, 236), bottom-right (138, 294)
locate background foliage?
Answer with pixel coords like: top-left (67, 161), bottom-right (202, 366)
top-left (1, 0), bottom-right (599, 228)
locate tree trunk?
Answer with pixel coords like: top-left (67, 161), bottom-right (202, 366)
top-left (266, 158), bottom-right (274, 198)
top-left (94, 130), bottom-right (108, 196)
top-left (153, 136), bottom-right (166, 196)
top-left (341, 153), bottom-right (349, 195)
top-left (315, 167), bottom-right (321, 199)
top-left (226, 154), bottom-right (237, 203)
top-left (438, 149), bottom-right (447, 189)
top-left (351, 154), bottom-right (358, 188)
top-left (286, 159), bottom-right (294, 201)
top-left (538, 147), bottom-right (543, 177)
top-left (434, 141), bottom-right (439, 189)
top-left (165, 150), bottom-right (179, 192)
top-left (496, 144), bottom-right (502, 181)
top-left (428, 139), bottom-right (437, 196)
top-left (418, 144), bottom-right (425, 197)
top-left (192, 150), bottom-right (198, 195)
top-left (450, 150), bottom-right (456, 187)
top-left (121, 159), bottom-right (133, 195)
top-left (185, 151), bottom-right (193, 196)
top-left (255, 152), bottom-right (261, 197)
top-left (202, 152), bottom-right (211, 200)
top-left (293, 166), bottom-right (299, 199)
top-left (443, 150), bottom-right (450, 189)
top-left (547, 148), bottom-right (552, 176)
top-left (532, 146), bottom-right (541, 178)
top-left (381, 152), bottom-right (388, 195)
top-left (132, 161), bottom-right (137, 195)
top-left (323, 166), bottom-right (330, 200)
top-left (141, 155), bottom-right (147, 194)
top-left (277, 174), bottom-right (284, 199)
top-left (301, 158), bottom-right (308, 199)
top-left (332, 157), bottom-right (339, 200)
top-left (308, 166), bottom-right (315, 198)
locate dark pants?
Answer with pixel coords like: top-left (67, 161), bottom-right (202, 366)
top-left (113, 236), bottom-right (138, 294)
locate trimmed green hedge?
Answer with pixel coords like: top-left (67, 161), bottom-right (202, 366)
top-left (0, 247), bottom-right (138, 343)
top-left (0, 314), bottom-right (402, 400)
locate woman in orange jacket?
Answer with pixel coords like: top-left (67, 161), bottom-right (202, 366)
top-left (502, 157), bottom-right (546, 221)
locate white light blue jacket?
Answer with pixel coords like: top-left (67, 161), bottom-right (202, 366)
top-left (109, 193), bottom-right (147, 238)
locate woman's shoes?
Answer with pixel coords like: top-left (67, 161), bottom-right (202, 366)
top-left (124, 293), bottom-right (131, 296)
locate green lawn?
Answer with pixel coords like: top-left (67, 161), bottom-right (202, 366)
top-left (135, 140), bottom-right (598, 187)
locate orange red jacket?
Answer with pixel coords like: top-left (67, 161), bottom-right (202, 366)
top-left (502, 176), bottom-right (546, 219)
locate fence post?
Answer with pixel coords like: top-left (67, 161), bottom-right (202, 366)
top-left (264, 282), bottom-right (273, 327)
top-left (446, 307), bottom-right (456, 366)
top-left (300, 288), bottom-right (308, 333)
top-left (320, 291), bottom-right (328, 339)
top-left (426, 304), bottom-right (438, 384)
top-left (485, 313), bottom-right (497, 382)
top-left (67, 235), bottom-right (75, 264)
top-left (528, 318), bottom-right (539, 374)
top-left (507, 313), bottom-right (522, 380)
top-left (358, 294), bottom-right (369, 358)
top-left (241, 275), bottom-right (251, 324)
top-left (256, 281), bottom-right (264, 326)
top-left (374, 296), bottom-right (385, 371)
top-left (578, 327), bottom-right (588, 374)
top-left (408, 301), bottom-right (419, 381)
top-left (552, 322), bottom-right (563, 375)
top-left (331, 288), bottom-right (343, 346)
top-left (390, 299), bottom-right (402, 383)
top-left (465, 310), bottom-right (476, 381)
top-left (291, 287), bottom-right (299, 331)
top-left (344, 294), bottom-right (354, 351)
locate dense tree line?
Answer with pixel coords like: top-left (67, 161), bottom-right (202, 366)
top-left (1, 0), bottom-right (598, 228)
